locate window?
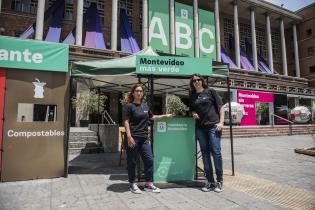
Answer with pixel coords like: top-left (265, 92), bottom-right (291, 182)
top-left (17, 103), bottom-right (57, 122)
top-left (119, 0), bottom-right (133, 28)
top-left (29, 0), bottom-right (37, 14)
top-left (306, 29), bottom-right (312, 37)
top-left (223, 18), bottom-right (234, 50)
top-left (84, 0), bottom-right (105, 25)
top-left (307, 47), bottom-right (314, 56)
top-left (49, 0), bottom-right (73, 21)
top-left (11, 0), bottom-right (28, 12)
top-left (65, 0), bottom-right (74, 20)
top-left (239, 22), bottom-right (251, 53)
top-left (256, 28), bottom-right (267, 58)
top-left (271, 32), bottom-right (281, 59)
top-left (310, 66), bottom-right (315, 73)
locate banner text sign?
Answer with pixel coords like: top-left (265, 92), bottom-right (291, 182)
top-left (136, 55), bottom-right (212, 76)
top-left (0, 36), bottom-right (68, 72)
top-left (237, 90), bottom-right (274, 126)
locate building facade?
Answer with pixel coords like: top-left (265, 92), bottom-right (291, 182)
top-left (0, 0), bottom-right (315, 126)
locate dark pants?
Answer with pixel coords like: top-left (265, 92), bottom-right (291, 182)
top-left (125, 137), bottom-right (153, 183)
top-left (196, 127), bottom-right (223, 183)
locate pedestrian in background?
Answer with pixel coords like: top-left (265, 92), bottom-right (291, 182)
top-left (189, 73), bottom-right (225, 192)
top-left (123, 83), bottom-right (174, 194)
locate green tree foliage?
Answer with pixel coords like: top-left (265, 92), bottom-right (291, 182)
top-left (166, 95), bottom-right (189, 116)
top-left (72, 90), bottom-right (107, 120)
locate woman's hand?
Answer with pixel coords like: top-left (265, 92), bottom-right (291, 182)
top-left (192, 112), bottom-right (200, 120)
top-left (127, 136), bottom-right (136, 148)
top-left (215, 122), bottom-right (224, 131)
top-left (165, 113), bottom-right (175, 118)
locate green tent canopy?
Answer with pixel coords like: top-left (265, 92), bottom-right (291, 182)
top-left (72, 46), bottom-right (158, 76)
top-left (71, 47), bottom-right (229, 94)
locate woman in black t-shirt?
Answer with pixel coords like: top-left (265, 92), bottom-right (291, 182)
top-left (123, 83), bottom-right (173, 194)
top-left (189, 74), bottom-right (225, 193)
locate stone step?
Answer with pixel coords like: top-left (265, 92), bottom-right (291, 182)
top-left (68, 141), bottom-right (100, 149)
top-left (222, 131), bottom-right (310, 139)
top-left (69, 131), bottom-right (97, 137)
top-left (68, 136), bottom-right (99, 142)
top-left (223, 127), bottom-right (313, 132)
top-left (222, 129), bottom-right (311, 135)
top-left (68, 146), bottom-right (104, 155)
top-left (221, 125), bottom-right (313, 138)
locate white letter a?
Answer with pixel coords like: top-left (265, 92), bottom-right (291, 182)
top-left (149, 17), bottom-right (168, 46)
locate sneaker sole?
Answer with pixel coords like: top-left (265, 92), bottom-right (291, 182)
top-left (144, 189), bottom-right (161, 193)
top-left (130, 190), bottom-right (142, 194)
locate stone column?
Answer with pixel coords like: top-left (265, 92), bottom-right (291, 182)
top-left (142, 0), bottom-right (148, 48)
top-left (293, 24), bottom-right (300, 77)
top-left (75, 0), bottom-right (84, 46)
top-left (111, 0), bottom-right (118, 50)
top-left (250, 8), bottom-right (258, 71)
top-left (215, 0), bottom-right (221, 61)
top-left (35, 0), bottom-right (45, 40)
top-left (266, 14), bottom-right (274, 73)
top-left (233, 1), bottom-right (240, 68)
top-left (280, 18), bottom-right (288, 76)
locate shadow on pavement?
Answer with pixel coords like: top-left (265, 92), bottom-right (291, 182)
top-left (68, 152), bottom-right (127, 175)
top-left (106, 183), bottom-right (130, 193)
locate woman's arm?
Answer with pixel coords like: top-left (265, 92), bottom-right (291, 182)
top-left (216, 106), bottom-right (225, 131)
top-left (150, 114), bottom-right (174, 121)
top-left (124, 119), bottom-right (136, 148)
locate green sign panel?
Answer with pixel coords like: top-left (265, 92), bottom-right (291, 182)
top-left (175, 2), bottom-right (194, 57)
top-left (0, 36), bottom-right (69, 72)
top-left (199, 9), bottom-right (216, 60)
top-left (148, 2), bottom-right (216, 59)
top-left (153, 118), bottom-right (196, 182)
top-left (136, 55), bottom-right (212, 76)
top-left (148, 0), bottom-right (170, 53)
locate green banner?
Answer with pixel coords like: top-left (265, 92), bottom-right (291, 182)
top-left (136, 55), bottom-right (212, 76)
top-left (175, 2), bottom-right (194, 57)
top-left (0, 36), bottom-right (68, 72)
top-left (148, 0), bottom-right (170, 53)
top-left (199, 9), bottom-right (216, 60)
top-left (153, 118), bottom-right (196, 182)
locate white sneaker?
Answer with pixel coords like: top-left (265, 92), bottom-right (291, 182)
top-left (214, 181), bottom-right (223, 193)
top-left (130, 183), bottom-right (142, 194)
top-left (201, 182), bottom-right (216, 192)
top-left (144, 184), bottom-right (161, 193)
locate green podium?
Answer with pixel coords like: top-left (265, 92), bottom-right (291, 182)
top-left (153, 117), bottom-right (196, 182)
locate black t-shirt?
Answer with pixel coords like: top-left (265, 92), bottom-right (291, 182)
top-left (190, 88), bottom-right (223, 128)
top-left (123, 103), bottom-right (153, 139)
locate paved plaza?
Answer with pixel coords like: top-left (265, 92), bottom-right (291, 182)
top-left (0, 135), bottom-right (314, 210)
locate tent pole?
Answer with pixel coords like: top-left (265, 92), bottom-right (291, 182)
top-left (97, 87), bottom-right (100, 143)
top-left (64, 75), bottom-right (73, 178)
top-left (227, 76), bottom-right (235, 176)
top-left (150, 75), bottom-right (154, 153)
top-left (150, 75), bottom-right (154, 112)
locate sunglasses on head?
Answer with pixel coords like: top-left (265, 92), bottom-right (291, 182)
top-left (192, 78), bottom-right (202, 83)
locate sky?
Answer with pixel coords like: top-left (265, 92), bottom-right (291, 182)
top-left (264, 0), bottom-right (315, 11)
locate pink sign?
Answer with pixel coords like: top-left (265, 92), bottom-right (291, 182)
top-left (237, 90), bottom-right (274, 126)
